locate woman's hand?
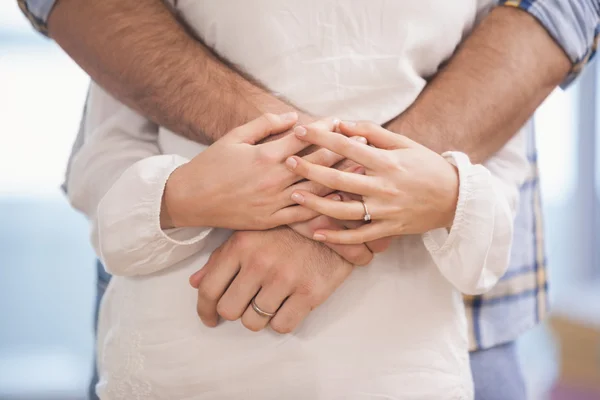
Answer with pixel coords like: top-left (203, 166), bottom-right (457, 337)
top-left (289, 194), bottom-right (392, 264)
top-left (161, 113), bottom-right (346, 230)
top-left (285, 121), bottom-right (459, 244)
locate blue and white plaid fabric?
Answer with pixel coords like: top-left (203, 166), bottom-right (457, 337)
top-left (464, 122), bottom-right (547, 350)
top-left (19, 0), bottom-right (598, 351)
top-left (17, 0), bottom-right (56, 35)
top-left (500, 0), bottom-right (600, 85)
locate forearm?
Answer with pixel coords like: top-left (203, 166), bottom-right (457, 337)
top-left (47, 0), bottom-right (298, 144)
top-left (387, 6), bottom-right (571, 163)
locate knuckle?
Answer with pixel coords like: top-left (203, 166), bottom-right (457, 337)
top-left (270, 317), bottom-right (295, 334)
top-left (379, 154), bottom-right (397, 170)
top-left (296, 282), bottom-right (327, 305)
top-left (361, 120), bottom-right (377, 129)
top-left (380, 183), bottom-right (401, 197)
top-left (270, 322), bottom-right (293, 334)
top-left (272, 270), bottom-right (296, 288)
top-left (231, 231), bottom-right (252, 250)
top-left (355, 120), bottom-right (373, 131)
top-left (261, 112), bottom-right (278, 127)
top-left (216, 301), bottom-right (241, 321)
top-left (257, 146), bottom-right (279, 164)
top-left (308, 288), bottom-right (328, 305)
top-left (246, 261), bottom-right (268, 276)
top-left (310, 119), bottom-right (328, 130)
top-left (295, 279), bottom-right (317, 297)
top-left (242, 316), bottom-right (264, 332)
top-left (197, 284), bottom-right (220, 302)
top-left (354, 232), bottom-right (368, 244)
top-left (299, 181), bottom-right (329, 197)
top-left (347, 247), bottom-right (373, 266)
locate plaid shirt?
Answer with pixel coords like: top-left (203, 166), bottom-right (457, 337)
top-left (19, 0), bottom-right (599, 351)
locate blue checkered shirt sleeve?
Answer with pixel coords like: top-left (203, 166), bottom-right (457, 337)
top-left (464, 121), bottom-right (547, 351)
top-left (17, 0), bottom-right (58, 36)
top-left (499, 0), bottom-right (600, 86)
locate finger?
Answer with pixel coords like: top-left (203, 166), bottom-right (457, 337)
top-left (307, 117), bottom-right (339, 132)
top-left (276, 180), bottom-right (340, 213)
top-left (261, 125), bottom-right (314, 160)
top-left (216, 265), bottom-right (264, 322)
top-left (283, 180), bottom-right (336, 204)
top-left (366, 237), bottom-right (393, 253)
top-left (189, 265), bottom-right (210, 288)
top-left (227, 112), bottom-right (298, 144)
top-left (293, 124), bottom-right (380, 169)
top-left (339, 219), bottom-right (392, 253)
top-left (241, 282), bottom-right (292, 332)
top-left (286, 156), bottom-right (378, 195)
top-left (289, 155), bottom-right (365, 189)
top-left (338, 120), bottom-right (414, 149)
top-left (260, 115), bottom-right (342, 160)
top-left (268, 294), bottom-right (312, 334)
top-left (196, 249), bottom-right (241, 327)
top-left (269, 205), bottom-right (321, 227)
top-left (290, 190), bottom-right (367, 221)
top-left (313, 223), bottom-right (389, 244)
top-left (325, 241), bottom-right (373, 266)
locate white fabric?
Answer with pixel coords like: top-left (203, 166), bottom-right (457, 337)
top-left (67, 1), bottom-right (531, 399)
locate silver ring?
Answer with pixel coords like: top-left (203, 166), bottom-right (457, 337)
top-left (251, 297), bottom-right (276, 318)
top-left (361, 200), bottom-right (371, 223)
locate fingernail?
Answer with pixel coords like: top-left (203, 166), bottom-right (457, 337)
top-left (291, 192), bottom-right (304, 203)
top-left (280, 112), bottom-right (298, 121)
top-left (313, 233), bottom-right (326, 241)
top-left (350, 136), bottom-right (367, 144)
top-left (294, 126), bottom-right (307, 136)
top-left (286, 157), bottom-right (297, 169)
top-left (341, 120), bottom-right (356, 127)
top-left (332, 194), bottom-right (342, 201)
top-left (332, 118), bottom-right (341, 130)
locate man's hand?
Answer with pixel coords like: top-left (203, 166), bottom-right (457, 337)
top-left (290, 213), bottom-right (391, 264)
top-left (189, 228), bottom-right (353, 333)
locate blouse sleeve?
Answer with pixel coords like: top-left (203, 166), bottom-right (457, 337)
top-left (68, 83), bottom-right (212, 276)
top-left (422, 131), bottom-right (527, 295)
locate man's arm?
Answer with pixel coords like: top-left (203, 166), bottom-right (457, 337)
top-left (43, 1), bottom-right (593, 160)
top-left (46, 0), bottom-right (301, 144)
top-left (387, 6), bottom-right (573, 163)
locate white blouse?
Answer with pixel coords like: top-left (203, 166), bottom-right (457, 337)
top-left (68, 1), bottom-right (529, 399)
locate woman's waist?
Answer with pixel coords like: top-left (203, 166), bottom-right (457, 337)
top-left (100, 299), bottom-right (470, 387)
top-left (104, 262), bottom-right (467, 348)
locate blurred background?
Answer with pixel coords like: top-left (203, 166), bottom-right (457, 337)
top-left (1, 2), bottom-right (599, 399)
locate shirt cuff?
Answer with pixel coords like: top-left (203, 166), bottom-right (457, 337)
top-left (95, 154), bottom-right (212, 276)
top-left (422, 152), bottom-right (489, 254)
top-left (149, 157), bottom-right (212, 246)
top-left (422, 152), bottom-right (504, 294)
top-left (499, 0), bottom-right (600, 87)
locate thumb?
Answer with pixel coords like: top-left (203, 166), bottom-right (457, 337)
top-left (227, 112), bottom-right (298, 144)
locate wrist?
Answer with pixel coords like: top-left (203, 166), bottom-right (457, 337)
top-left (161, 164), bottom-right (205, 229)
top-left (440, 163), bottom-right (460, 229)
